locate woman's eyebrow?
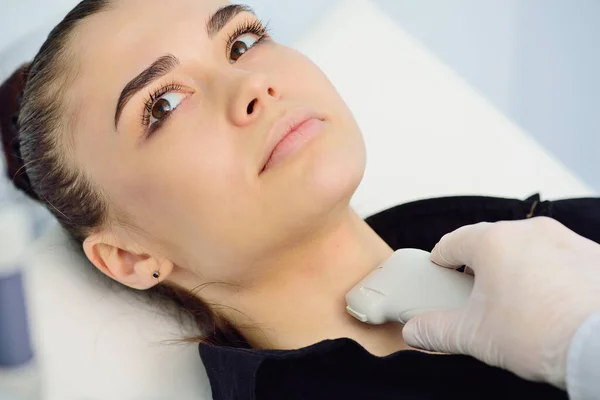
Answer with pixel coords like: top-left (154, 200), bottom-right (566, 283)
top-left (114, 54), bottom-right (179, 128)
top-left (113, 4), bottom-right (254, 129)
top-left (206, 4), bottom-right (255, 38)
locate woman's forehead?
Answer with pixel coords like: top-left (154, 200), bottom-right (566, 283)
top-left (112, 0), bottom-right (230, 17)
top-left (73, 0), bottom-right (232, 60)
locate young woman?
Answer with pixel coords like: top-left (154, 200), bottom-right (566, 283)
top-left (2, 0), bottom-right (598, 398)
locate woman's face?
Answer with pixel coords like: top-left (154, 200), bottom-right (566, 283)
top-left (70, 0), bottom-right (366, 283)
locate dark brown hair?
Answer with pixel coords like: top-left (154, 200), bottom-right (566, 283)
top-left (0, 0), bottom-right (246, 348)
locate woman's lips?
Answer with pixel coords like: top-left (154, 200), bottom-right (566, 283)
top-left (261, 117), bottom-right (325, 173)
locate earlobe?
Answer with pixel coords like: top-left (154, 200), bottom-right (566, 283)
top-left (82, 232), bottom-right (174, 290)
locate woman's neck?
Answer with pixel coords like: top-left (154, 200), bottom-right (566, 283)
top-left (188, 208), bottom-right (410, 355)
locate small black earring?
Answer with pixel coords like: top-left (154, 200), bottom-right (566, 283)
top-left (152, 271), bottom-right (160, 279)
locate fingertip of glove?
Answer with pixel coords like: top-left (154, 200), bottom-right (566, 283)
top-left (402, 319), bottom-right (420, 347)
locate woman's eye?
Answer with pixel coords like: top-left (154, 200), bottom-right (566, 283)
top-left (229, 33), bottom-right (260, 63)
top-left (149, 92), bottom-right (186, 126)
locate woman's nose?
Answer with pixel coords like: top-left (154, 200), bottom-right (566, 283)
top-left (227, 72), bottom-right (279, 126)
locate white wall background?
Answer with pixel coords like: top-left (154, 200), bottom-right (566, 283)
top-left (376, 0), bottom-right (600, 191)
top-left (1, 0), bottom-right (599, 189)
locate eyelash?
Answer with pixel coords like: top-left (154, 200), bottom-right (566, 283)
top-left (141, 82), bottom-right (184, 132)
top-left (225, 18), bottom-right (271, 60)
top-left (140, 19), bottom-right (271, 136)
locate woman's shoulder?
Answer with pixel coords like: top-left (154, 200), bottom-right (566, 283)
top-left (365, 193), bottom-right (600, 251)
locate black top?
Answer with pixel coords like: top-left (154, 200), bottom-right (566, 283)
top-left (199, 194), bottom-right (600, 400)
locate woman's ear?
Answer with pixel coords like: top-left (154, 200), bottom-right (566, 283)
top-left (83, 231), bottom-right (174, 290)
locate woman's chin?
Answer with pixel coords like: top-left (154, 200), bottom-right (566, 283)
top-left (297, 134), bottom-right (365, 211)
top-left (260, 122), bottom-right (365, 217)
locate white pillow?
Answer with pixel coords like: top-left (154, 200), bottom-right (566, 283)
top-left (22, 1), bottom-right (595, 400)
top-left (26, 226), bottom-right (210, 400)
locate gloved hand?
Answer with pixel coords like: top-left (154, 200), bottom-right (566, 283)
top-left (402, 217), bottom-right (600, 388)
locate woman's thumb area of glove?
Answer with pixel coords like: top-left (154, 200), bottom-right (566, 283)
top-left (402, 309), bottom-right (464, 354)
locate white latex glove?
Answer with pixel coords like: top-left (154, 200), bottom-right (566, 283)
top-left (402, 217), bottom-right (600, 388)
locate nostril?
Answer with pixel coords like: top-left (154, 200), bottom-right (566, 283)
top-left (247, 98), bottom-right (257, 114)
top-left (267, 88), bottom-right (275, 97)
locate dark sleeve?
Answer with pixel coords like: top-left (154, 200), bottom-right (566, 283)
top-left (365, 194), bottom-right (600, 251)
top-left (548, 197), bottom-right (600, 244)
